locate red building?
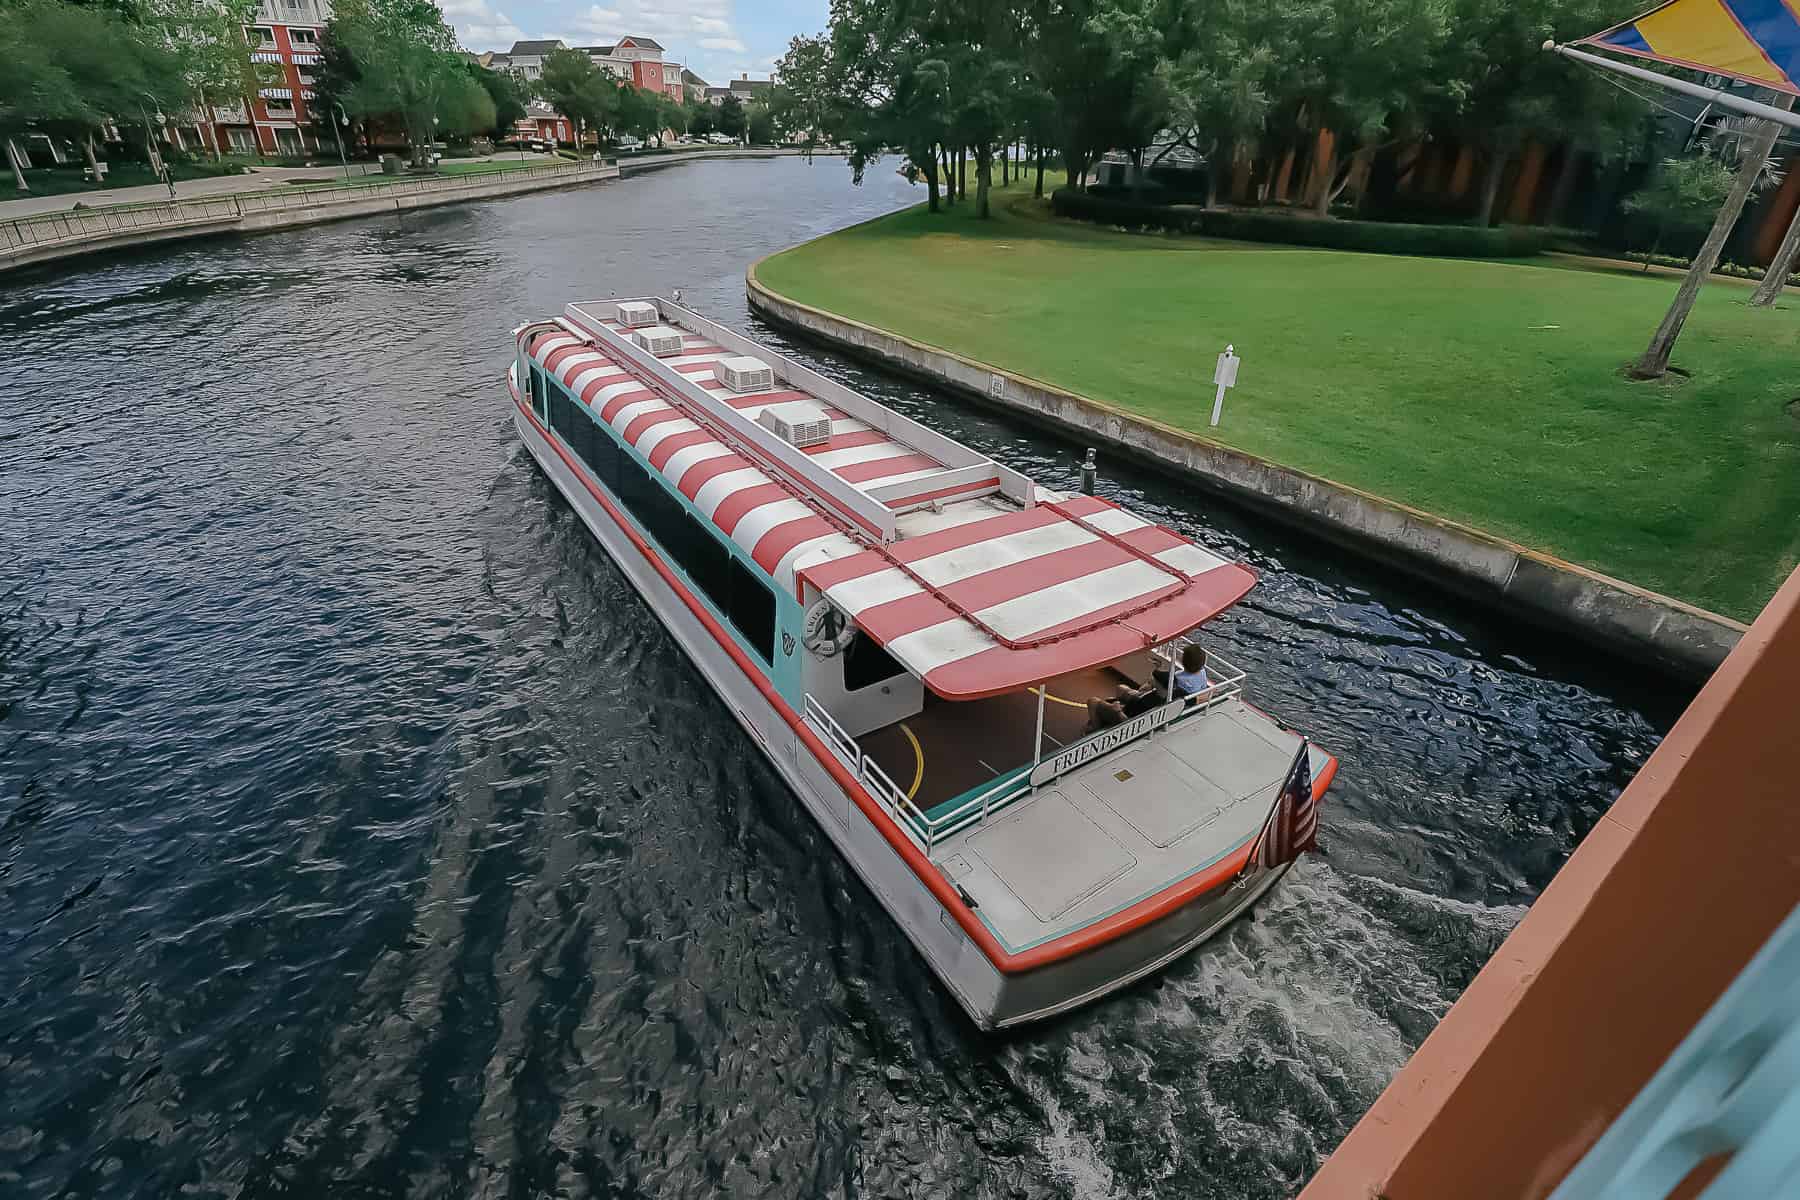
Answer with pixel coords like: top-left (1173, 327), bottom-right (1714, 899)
top-left (205, 0), bottom-right (333, 157)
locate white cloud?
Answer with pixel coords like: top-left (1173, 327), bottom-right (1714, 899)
top-left (570, 0), bottom-right (743, 61)
top-left (445, 0), bottom-right (526, 50)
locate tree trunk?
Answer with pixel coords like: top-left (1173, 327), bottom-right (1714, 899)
top-left (976, 143), bottom-right (992, 218)
top-left (1311, 142), bottom-right (1335, 216)
top-left (1130, 147), bottom-right (1145, 202)
top-left (1001, 142), bottom-right (1009, 187)
top-left (1546, 147), bottom-right (1582, 228)
top-left (1035, 143), bottom-right (1045, 198)
top-left (1633, 115), bottom-right (1784, 378)
top-left (6, 139), bottom-right (26, 192)
top-left (958, 145), bottom-right (966, 202)
top-left (940, 145), bottom-right (953, 201)
top-left (1645, 230), bottom-right (1661, 272)
top-left (923, 153), bottom-right (940, 213)
top-left (83, 133), bottom-right (101, 182)
top-left (1750, 201), bottom-right (1800, 306)
top-left (1476, 150), bottom-right (1508, 227)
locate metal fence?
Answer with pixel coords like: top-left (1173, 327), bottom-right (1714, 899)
top-left (0, 159), bottom-right (612, 256)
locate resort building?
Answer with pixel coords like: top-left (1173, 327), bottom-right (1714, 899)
top-left (205, 0), bottom-right (333, 157)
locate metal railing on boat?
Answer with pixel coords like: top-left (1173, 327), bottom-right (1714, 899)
top-left (803, 642), bottom-right (1248, 854)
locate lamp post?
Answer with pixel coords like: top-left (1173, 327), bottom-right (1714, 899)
top-left (138, 96), bottom-right (172, 198)
top-left (330, 103), bottom-right (350, 178)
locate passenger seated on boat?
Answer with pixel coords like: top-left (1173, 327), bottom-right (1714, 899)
top-left (1086, 697), bottom-right (1127, 733)
top-left (1118, 645), bottom-right (1211, 716)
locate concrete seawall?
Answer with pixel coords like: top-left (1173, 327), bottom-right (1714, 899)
top-left (746, 265), bottom-right (1745, 681)
top-left (0, 150), bottom-right (824, 275)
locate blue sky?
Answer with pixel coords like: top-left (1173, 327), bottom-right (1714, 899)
top-left (441, 0), bottom-right (826, 87)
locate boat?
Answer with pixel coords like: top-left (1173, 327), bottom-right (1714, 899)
top-left (506, 296), bottom-right (1340, 1030)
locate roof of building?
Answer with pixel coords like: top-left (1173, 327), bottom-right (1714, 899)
top-left (507, 39), bottom-right (565, 55)
top-left (617, 35), bottom-right (663, 49)
top-left (524, 310), bottom-right (1256, 701)
top-left (730, 78), bottom-right (773, 94)
top-left (573, 43), bottom-right (615, 55)
top-left (681, 68), bottom-right (710, 86)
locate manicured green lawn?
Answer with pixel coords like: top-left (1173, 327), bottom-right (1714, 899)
top-left (757, 178), bottom-right (1800, 621)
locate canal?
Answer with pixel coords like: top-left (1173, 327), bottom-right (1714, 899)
top-left (0, 158), bottom-right (1685, 1199)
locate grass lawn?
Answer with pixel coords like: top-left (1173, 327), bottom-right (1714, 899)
top-left (756, 177), bottom-right (1800, 621)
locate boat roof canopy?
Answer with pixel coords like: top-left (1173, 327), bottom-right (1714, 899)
top-left (796, 493), bottom-right (1257, 700)
top-left (522, 298), bottom-right (1256, 701)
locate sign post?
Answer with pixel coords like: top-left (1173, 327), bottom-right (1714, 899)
top-left (1210, 344), bottom-right (1240, 427)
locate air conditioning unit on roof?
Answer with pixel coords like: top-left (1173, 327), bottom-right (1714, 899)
top-left (632, 325), bottom-right (684, 357)
top-left (757, 401), bottom-right (833, 449)
top-left (616, 300), bottom-right (658, 327)
top-left (718, 355), bottom-right (774, 394)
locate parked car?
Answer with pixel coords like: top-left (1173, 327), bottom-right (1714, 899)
top-left (707, 133), bottom-right (734, 145)
top-left (617, 136), bottom-right (643, 151)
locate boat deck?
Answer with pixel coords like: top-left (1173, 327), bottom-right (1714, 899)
top-left (928, 699), bottom-right (1326, 953)
top-left (858, 660), bottom-right (1144, 815)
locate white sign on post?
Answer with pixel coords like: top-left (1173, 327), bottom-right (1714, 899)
top-left (1210, 344), bottom-right (1240, 427)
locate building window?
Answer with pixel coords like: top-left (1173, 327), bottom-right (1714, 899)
top-left (289, 27), bottom-right (316, 44)
top-left (226, 127), bottom-right (257, 153)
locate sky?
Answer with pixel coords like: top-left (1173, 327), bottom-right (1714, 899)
top-left (440, 0), bottom-right (826, 87)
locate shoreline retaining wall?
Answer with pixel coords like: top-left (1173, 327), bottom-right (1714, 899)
top-left (0, 149), bottom-right (829, 275)
top-left (745, 264), bottom-right (1744, 682)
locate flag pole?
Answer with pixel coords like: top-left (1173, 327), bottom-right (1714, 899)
top-left (1545, 42), bottom-right (1800, 131)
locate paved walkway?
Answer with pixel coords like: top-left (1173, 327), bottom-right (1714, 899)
top-left (1, 154), bottom-right (564, 219)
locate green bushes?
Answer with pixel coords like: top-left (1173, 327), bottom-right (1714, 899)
top-left (1050, 187), bottom-right (1548, 258)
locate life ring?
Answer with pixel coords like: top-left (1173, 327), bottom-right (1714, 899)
top-left (801, 598), bottom-right (857, 657)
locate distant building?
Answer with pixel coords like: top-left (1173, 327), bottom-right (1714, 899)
top-left (680, 68), bottom-right (710, 103)
top-left (196, 0), bottom-right (333, 157)
top-left (513, 100), bottom-right (574, 147)
top-left (575, 35), bottom-right (685, 97)
top-left (707, 74), bottom-right (771, 106)
top-left (504, 39), bottom-right (566, 80)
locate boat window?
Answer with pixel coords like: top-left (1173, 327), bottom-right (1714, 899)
top-left (843, 631), bottom-right (907, 692)
top-left (579, 412), bottom-right (616, 485)
top-left (670, 512), bottom-right (729, 605)
top-left (530, 366), bottom-right (548, 420)
top-left (726, 556), bottom-right (775, 664)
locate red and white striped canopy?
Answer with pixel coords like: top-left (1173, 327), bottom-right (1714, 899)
top-left (525, 320), bottom-right (1256, 700)
top-left (527, 327), bottom-right (861, 592)
top-left (795, 495), bottom-right (1256, 699)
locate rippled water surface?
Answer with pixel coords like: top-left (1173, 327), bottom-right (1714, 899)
top-left (1, 159), bottom-right (1687, 1199)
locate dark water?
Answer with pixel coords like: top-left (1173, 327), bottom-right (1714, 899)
top-left (1, 159), bottom-right (1685, 1199)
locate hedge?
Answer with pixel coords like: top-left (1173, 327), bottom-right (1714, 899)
top-left (1050, 187), bottom-right (1548, 258)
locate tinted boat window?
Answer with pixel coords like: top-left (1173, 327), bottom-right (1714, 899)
top-left (671, 513), bottom-right (729, 607)
top-left (727, 556), bottom-right (775, 664)
top-left (530, 366), bottom-right (548, 420)
top-left (580, 413), bottom-right (616, 486)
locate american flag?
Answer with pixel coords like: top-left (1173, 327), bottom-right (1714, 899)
top-left (1257, 739), bottom-right (1319, 869)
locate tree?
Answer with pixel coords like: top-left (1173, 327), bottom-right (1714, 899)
top-left (9, 0), bottom-right (187, 182)
top-left (687, 98), bottom-right (716, 137)
top-left (141, 0), bottom-right (268, 161)
top-left (715, 93), bottom-right (747, 139)
top-left (1622, 154), bottom-right (1734, 269)
top-left (330, 0), bottom-right (470, 167)
top-left (1160, 9), bottom-right (1276, 209)
top-left (538, 46), bottom-right (603, 142)
top-left (1750, 203), bottom-right (1800, 307)
top-left (771, 34), bottom-right (836, 154)
top-left (746, 100), bottom-right (774, 144)
top-left (469, 61), bottom-right (527, 137)
top-left (1632, 112), bottom-right (1788, 378)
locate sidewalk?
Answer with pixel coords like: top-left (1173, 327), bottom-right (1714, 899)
top-left (0, 154), bottom-right (564, 218)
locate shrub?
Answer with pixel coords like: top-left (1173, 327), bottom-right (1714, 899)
top-left (1050, 187), bottom-right (1548, 258)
